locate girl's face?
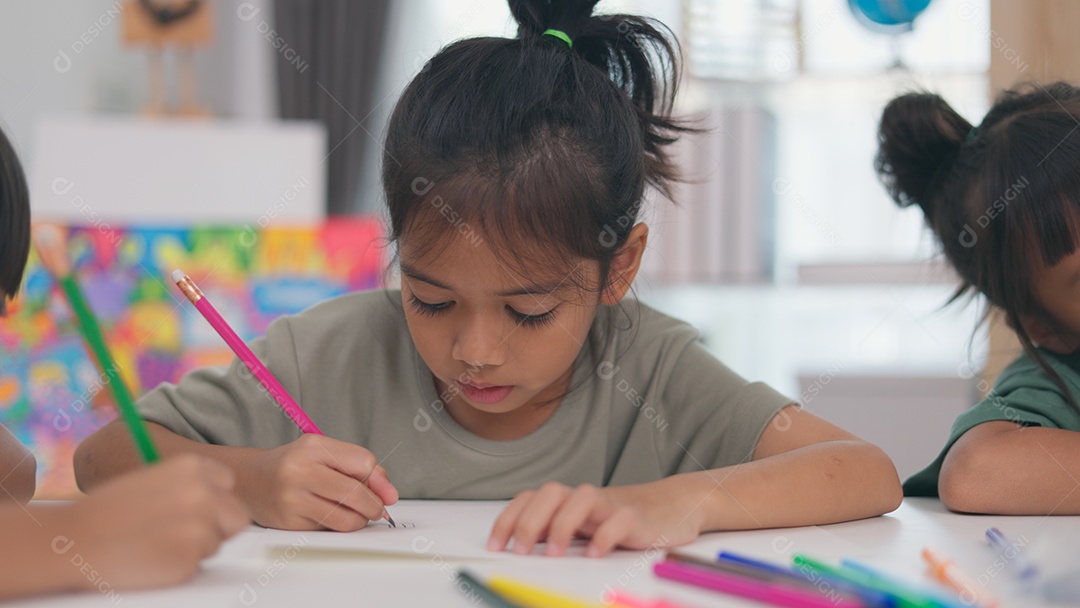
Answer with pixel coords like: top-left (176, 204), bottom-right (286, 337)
top-left (1026, 247), bottom-right (1080, 354)
top-left (398, 223), bottom-right (646, 441)
top-left (400, 232), bottom-right (598, 440)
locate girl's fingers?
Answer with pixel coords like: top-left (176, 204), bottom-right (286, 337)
top-left (544, 484), bottom-right (610, 556)
top-left (310, 436), bottom-right (379, 487)
top-left (488, 491), bottom-right (534, 551)
top-left (213, 494), bottom-right (252, 539)
top-left (585, 507), bottom-right (642, 557)
top-left (507, 482), bottom-right (572, 555)
top-left (309, 493), bottom-right (371, 531)
top-left (307, 465), bottom-right (385, 526)
top-left (366, 465), bottom-right (399, 506)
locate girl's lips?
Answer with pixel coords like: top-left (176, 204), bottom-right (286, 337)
top-left (455, 380), bottom-right (514, 405)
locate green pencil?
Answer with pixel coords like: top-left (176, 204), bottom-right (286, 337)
top-left (59, 275), bottom-right (159, 463)
top-left (34, 225), bottom-right (159, 463)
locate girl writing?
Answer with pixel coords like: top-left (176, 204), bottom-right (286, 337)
top-left (78, 0), bottom-right (902, 555)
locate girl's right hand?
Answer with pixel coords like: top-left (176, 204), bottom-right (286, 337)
top-left (53, 454), bottom-right (250, 591)
top-left (239, 434), bottom-right (398, 531)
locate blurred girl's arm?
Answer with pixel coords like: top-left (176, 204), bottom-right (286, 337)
top-left (0, 455), bottom-right (249, 600)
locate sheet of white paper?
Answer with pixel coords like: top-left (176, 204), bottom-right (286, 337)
top-left (261, 500), bottom-right (515, 561)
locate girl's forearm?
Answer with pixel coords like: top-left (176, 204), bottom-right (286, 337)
top-left (660, 440), bottom-right (902, 532)
top-left (74, 421), bottom-right (258, 493)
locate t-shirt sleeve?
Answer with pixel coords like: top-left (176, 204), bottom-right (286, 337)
top-left (903, 384), bottom-right (1076, 497)
top-left (660, 340), bottom-right (796, 473)
top-left (136, 315), bottom-right (306, 448)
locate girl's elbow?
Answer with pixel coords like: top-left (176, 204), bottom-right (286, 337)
top-left (73, 431), bottom-right (105, 492)
top-left (10, 453), bottom-right (37, 503)
top-left (938, 444), bottom-right (1000, 513)
top-left (862, 443), bottom-right (903, 513)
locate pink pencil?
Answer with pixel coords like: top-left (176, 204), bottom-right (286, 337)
top-left (172, 268), bottom-right (395, 527)
top-left (172, 269), bottom-right (321, 433)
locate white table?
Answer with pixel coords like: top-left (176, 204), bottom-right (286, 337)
top-left (14, 498), bottom-right (1080, 607)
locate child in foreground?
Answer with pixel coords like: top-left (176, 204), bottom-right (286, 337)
top-left (0, 123), bottom-right (248, 599)
top-left (878, 82), bottom-right (1080, 514)
top-left (77, 0), bottom-right (902, 555)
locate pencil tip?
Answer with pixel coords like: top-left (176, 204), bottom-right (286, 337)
top-left (387, 515), bottom-right (397, 528)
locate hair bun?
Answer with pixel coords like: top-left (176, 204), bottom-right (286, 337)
top-left (509, 0), bottom-right (600, 39)
top-left (875, 93), bottom-right (972, 222)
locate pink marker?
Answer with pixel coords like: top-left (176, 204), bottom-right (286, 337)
top-left (654, 560), bottom-right (862, 608)
top-left (172, 269), bottom-right (322, 434)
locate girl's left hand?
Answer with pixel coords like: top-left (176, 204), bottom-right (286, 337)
top-left (486, 481), bottom-right (703, 557)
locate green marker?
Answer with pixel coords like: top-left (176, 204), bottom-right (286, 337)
top-left (794, 554), bottom-right (946, 608)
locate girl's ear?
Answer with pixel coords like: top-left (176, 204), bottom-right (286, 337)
top-left (1018, 313), bottom-right (1080, 354)
top-left (601, 223), bottom-right (649, 306)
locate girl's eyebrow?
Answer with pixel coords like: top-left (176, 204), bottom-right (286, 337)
top-left (401, 264), bottom-right (452, 290)
top-left (400, 263), bottom-right (561, 297)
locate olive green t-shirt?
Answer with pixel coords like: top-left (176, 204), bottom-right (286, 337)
top-left (904, 348), bottom-right (1080, 496)
top-left (137, 290), bottom-right (794, 499)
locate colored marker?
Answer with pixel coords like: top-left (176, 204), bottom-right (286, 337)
top-left (711, 550), bottom-right (894, 607)
top-left (172, 269), bottom-right (394, 527)
top-left (795, 554), bottom-right (941, 608)
top-left (718, 550), bottom-right (799, 576)
top-left (608, 590), bottom-right (694, 608)
top-left (487, 576), bottom-right (605, 608)
top-left (985, 528), bottom-right (1038, 581)
top-left (33, 225), bottom-right (159, 463)
top-left (922, 547), bottom-right (999, 608)
top-left (456, 570), bottom-right (522, 608)
top-left (654, 559), bottom-right (863, 608)
top-left (840, 557), bottom-right (969, 608)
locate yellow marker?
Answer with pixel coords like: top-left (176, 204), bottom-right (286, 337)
top-left (487, 576), bottom-right (605, 608)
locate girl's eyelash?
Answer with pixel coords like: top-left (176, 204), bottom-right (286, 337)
top-left (408, 296), bottom-right (451, 317)
top-left (509, 307), bottom-right (557, 328)
top-left (407, 296), bottom-right (557, 328)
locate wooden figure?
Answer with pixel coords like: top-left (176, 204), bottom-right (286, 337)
top-left (121, 0), bottom-right (214, 117)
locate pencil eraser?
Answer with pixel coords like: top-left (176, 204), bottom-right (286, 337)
top-left (36, 225), bottom-right (58, 244)
top-left (171, 269), bottom-right (186, 283)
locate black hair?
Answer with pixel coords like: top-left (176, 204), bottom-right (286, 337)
top-left (381, 0), bottom-right (693, 294)
top-left (876, 81), bottom-right (1080, 410)
top-left (0, 125), bottom-right (30, 315)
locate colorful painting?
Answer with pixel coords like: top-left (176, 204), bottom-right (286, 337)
top-left (0, 220), bottom-right (385, 498)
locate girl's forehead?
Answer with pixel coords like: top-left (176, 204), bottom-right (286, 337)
top-left (400, 232), bottom-right (596, 297)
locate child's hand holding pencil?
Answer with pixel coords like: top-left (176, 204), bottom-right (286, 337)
top-left (237, 434), bottom-right (398, 532)
top-left (48, 454), bottom-right (249, 590)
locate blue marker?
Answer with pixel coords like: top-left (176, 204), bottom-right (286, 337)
top-left (986, 527), bottom-right (1039, 581)
top-left (718, 550), bottom-right (896, 608)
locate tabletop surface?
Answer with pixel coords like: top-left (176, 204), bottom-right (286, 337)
top-left (13, 498), bottom-right (1080, 607)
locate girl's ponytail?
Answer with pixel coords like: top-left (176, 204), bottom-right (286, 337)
top-left (508, 0), bottom-right (688, 198)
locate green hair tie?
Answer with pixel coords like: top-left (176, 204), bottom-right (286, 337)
top-left (542, 29), bottom-right (572, 48)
